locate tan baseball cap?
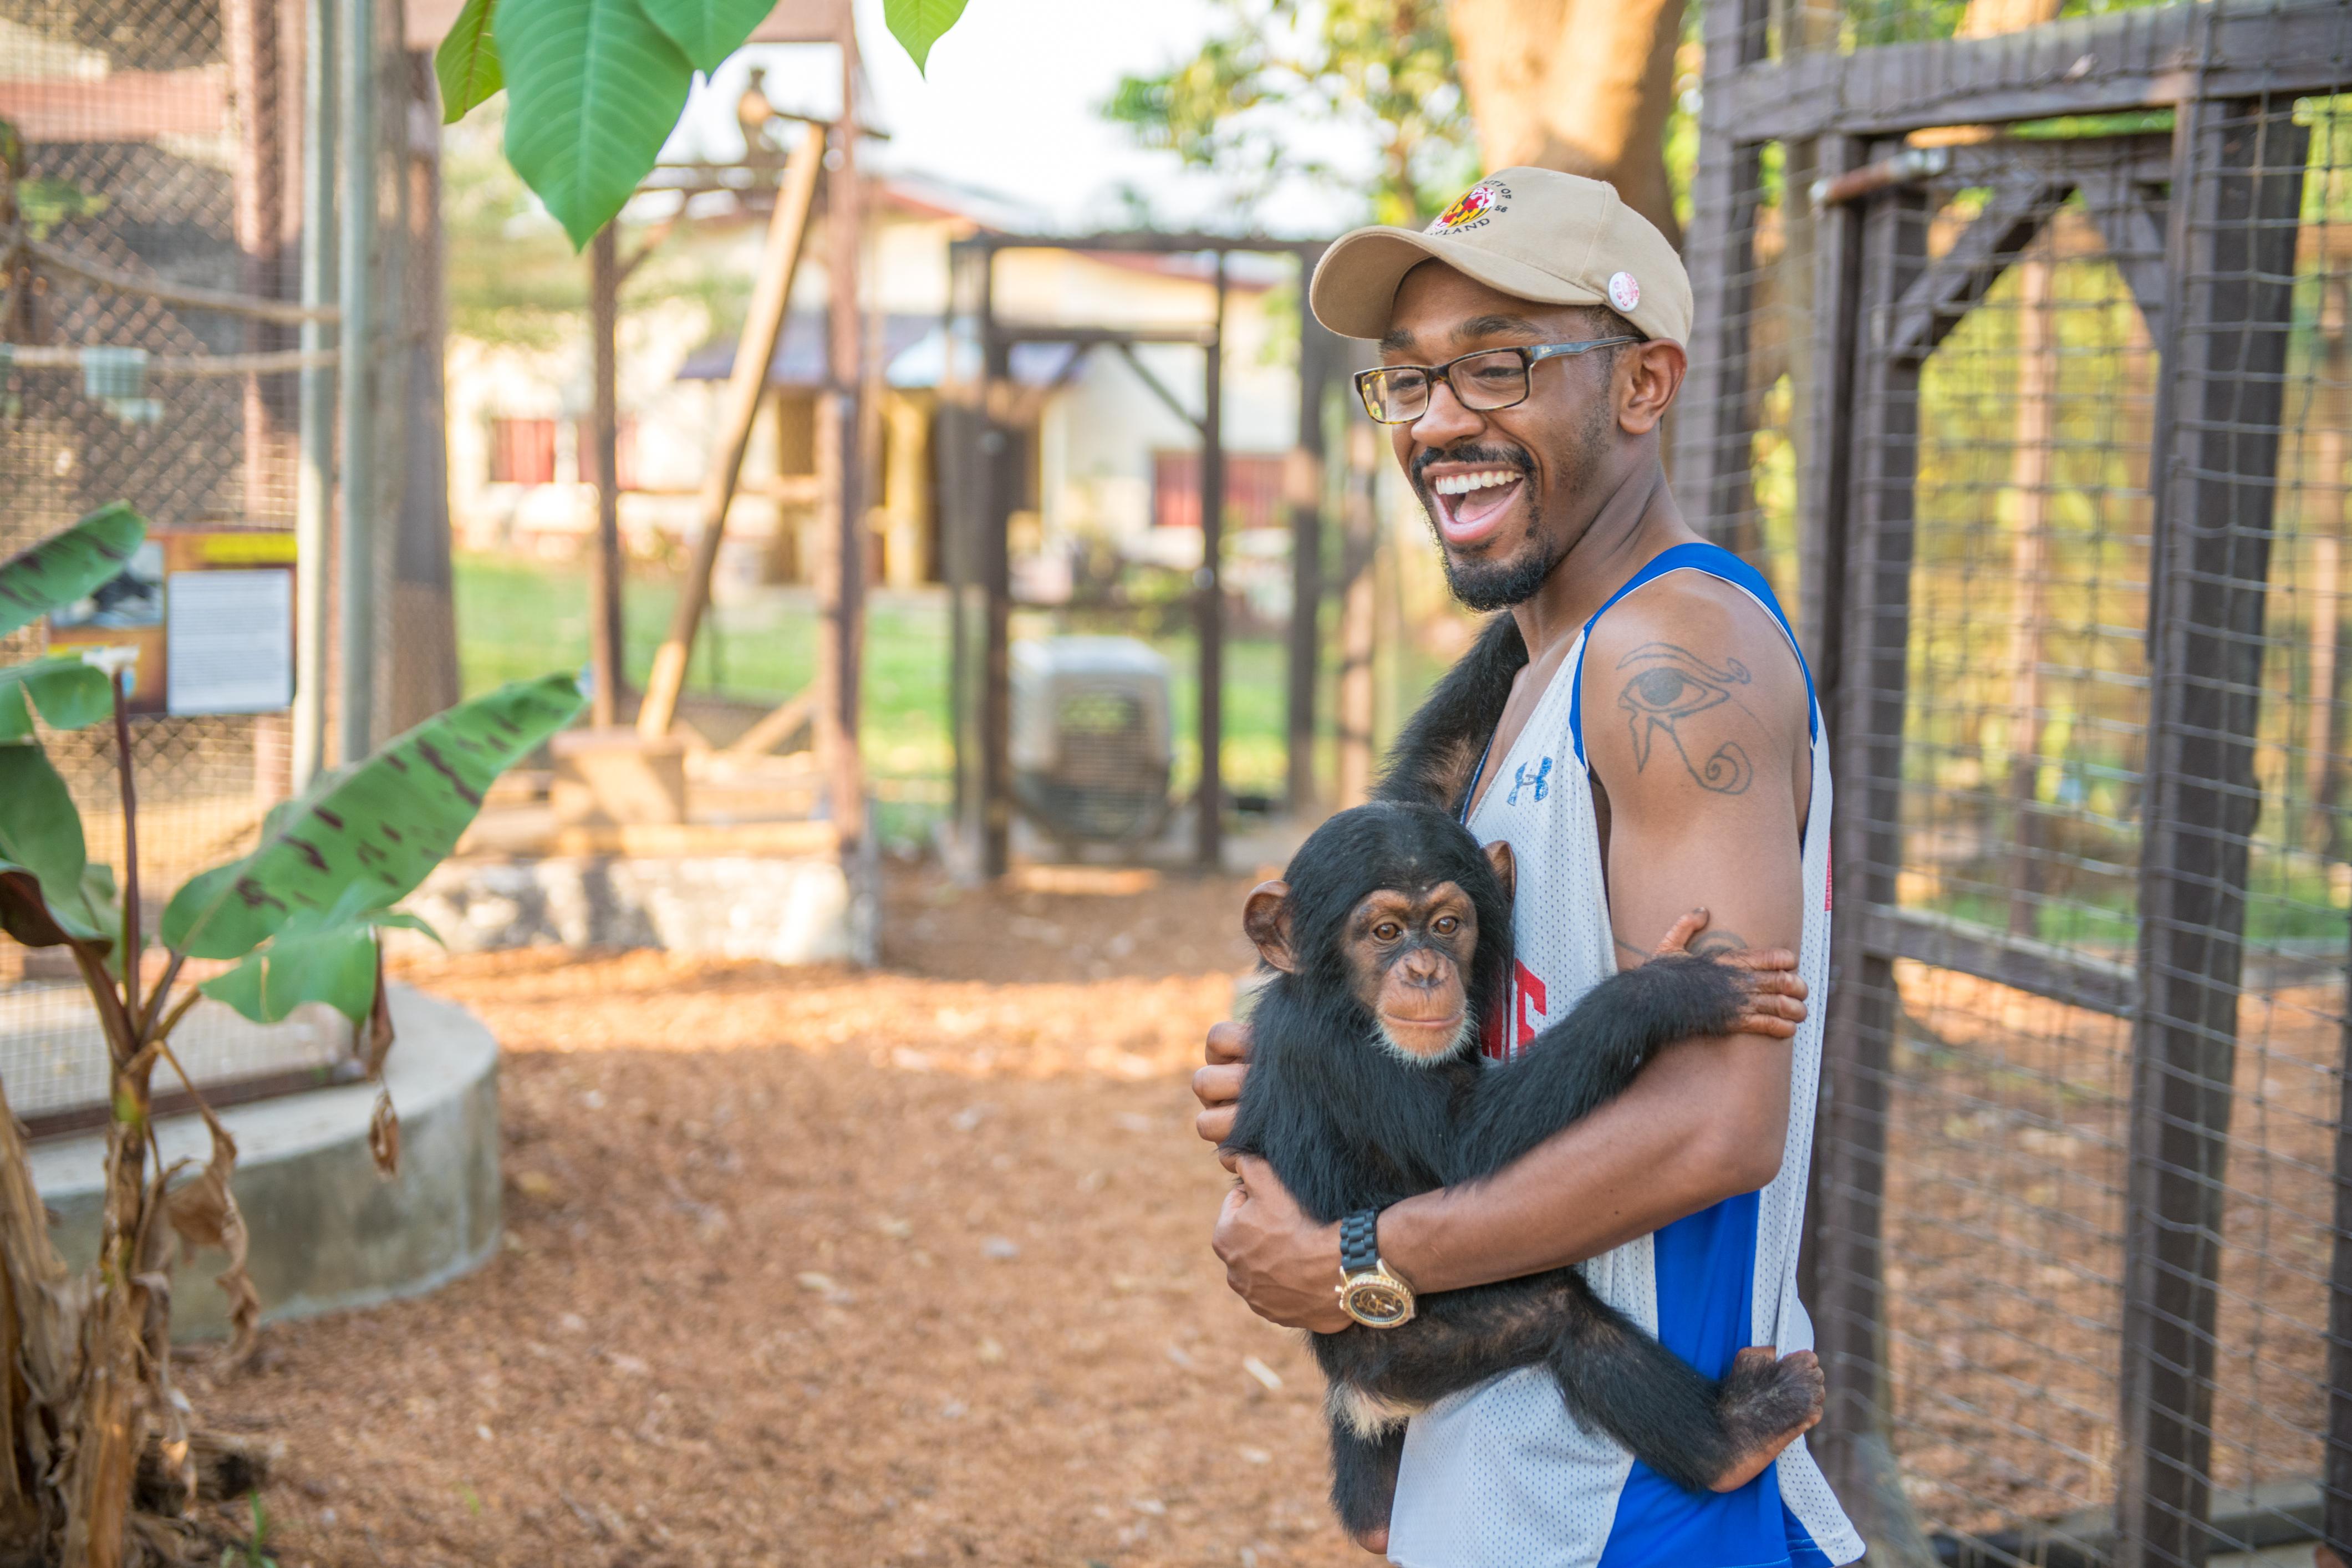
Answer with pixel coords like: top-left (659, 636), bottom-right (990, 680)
top-left (1309, 167), bottom-right (1692, 345)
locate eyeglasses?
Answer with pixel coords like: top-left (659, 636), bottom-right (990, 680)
top-left (1352, 338), bottom-right (1642, 425)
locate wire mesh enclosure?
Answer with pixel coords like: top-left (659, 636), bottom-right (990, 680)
top-left (1681, 3), bottom-right (2352, 1564)
top-left (0, 0), bottom-right (374, 1121)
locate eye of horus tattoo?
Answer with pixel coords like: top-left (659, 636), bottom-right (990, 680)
top-left (1616, 643), bottom-right (1754, 795)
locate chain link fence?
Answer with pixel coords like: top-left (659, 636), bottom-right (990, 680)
top-left (1683, 4), bottom-right (2352, 1562)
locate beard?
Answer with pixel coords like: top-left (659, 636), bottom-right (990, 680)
top-left (1412, 399), bottom-right (1613, 612)
top-left (1410, 442), bottom-right (1561, 612)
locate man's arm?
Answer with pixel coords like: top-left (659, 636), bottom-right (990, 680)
top-left (1209, 577), bottom-right (1811, 1327)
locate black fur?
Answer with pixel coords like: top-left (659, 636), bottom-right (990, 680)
top-left (1371, 613), bottom-right (1528, 815)
top-left (1226, 802), bottom-right (1817, 1536)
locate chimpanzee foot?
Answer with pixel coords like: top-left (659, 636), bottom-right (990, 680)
top-left (1709, 1348), bottom-right (1824, 1493)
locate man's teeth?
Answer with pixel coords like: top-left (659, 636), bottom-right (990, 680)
top-left (1432, 470), bottom-right (1521, 497)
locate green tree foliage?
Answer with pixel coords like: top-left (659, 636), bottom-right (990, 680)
top-left (1102, 0), bottom-right (1475, 227)
top-left (438, 0), bottom-right (968, 249)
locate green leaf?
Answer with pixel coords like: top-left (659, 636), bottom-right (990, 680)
top-left (497, 0), bottom-right (694, 248)
top-left (162, 673), bottom-right (585, 961)
top-left (200, 923), bottom-right (381, 1024)
top-left (0, 655), bottom-right (115, 739)
top-left (884, 0), bottom-right (969, 74)
top-left (0, 502), bottom-right (146, 638)
top-left (639, 0), bottom-right (770, 75)
top-left (0, 741), bottom-right (104, 940)
top-left (436, 0), bottom-right (505, 123)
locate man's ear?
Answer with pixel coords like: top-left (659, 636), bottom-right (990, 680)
top-left (1482, 840), bottom-right (1516, 903)
top-left (1243, 880), bottom-right (1297, 973)
top-left (1616, 339), bottom-right (1687, 436)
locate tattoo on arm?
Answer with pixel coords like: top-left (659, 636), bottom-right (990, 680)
top-left (1615, 643), bottom-right (1755, 795)
top-left (1617, 929), bottom-right (1752, 963)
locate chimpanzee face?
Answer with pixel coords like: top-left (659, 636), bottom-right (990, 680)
top-left (1243, 818), bottom-right (1511, 1070)
top-left (1341, 881), bottom-right (1482, 1062)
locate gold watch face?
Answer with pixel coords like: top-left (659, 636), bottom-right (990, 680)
top-left (1339, 1271), bottom-right (1416, 1328)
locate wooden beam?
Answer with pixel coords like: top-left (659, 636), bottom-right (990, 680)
top-left (1721, 2), bottom-right (2352, 143)
top-left (1883, 174), bottom-right (2064, 362)
top-left (1859, 905), bottom-right (2137, 1016)
top-left (637, 122), bottom-right (824, 739)
top-left (588, 223), bottom-right (625, 729)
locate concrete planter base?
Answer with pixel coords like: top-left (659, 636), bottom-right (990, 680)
top-left (30, 986), bottom-right (501, 1341)
top-left (403, 854), bottom-right (855, 965)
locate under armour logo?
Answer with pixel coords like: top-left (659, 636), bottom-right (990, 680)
top-left (1508, 756), bottom-right (1551, 805)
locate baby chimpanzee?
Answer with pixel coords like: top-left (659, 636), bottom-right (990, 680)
top-left (1224, 801), bottom-right (1824, 1540)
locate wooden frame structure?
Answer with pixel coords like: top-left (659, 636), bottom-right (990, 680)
top-left (939, 233), bottom-right (1336, 877)
top-left (1674, 4), bottom-right (2352, 1564)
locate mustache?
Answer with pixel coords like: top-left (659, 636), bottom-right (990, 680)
top-left (1409, 443), bottom-right (1534, 489)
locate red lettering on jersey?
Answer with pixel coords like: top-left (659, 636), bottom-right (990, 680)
top-left (1514, 962), bottom-right (1547, 1048)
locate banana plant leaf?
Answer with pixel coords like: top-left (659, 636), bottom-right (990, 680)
top-left (0, 655), bottom-right (116, 739)
top-left (161, 673), bottom-right (584, 961)
top-left (0, 741), bottom-right (110, 944)
top-left (0, 502), bottom-right (145, 638)
top-left (198, 911), bottom-right (436, 1025)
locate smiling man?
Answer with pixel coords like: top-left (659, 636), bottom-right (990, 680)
top-left (1192, 170), bottom-right (1864, 1568)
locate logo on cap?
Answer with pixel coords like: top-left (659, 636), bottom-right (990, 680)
top-left (1428, 179), bottom-right (1512, 235)
top-left (1608, 272), bottom-right (1641, 313)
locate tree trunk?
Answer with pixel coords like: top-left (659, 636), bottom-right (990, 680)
top-left (1445, 0), bottom-right (1686, 246)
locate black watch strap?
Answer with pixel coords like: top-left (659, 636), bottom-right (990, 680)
top-left (1340, 1209), bottom-right (1383, 1275)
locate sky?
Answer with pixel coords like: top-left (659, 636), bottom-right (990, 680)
top-left (664, 0), bottom-right (1370, 236)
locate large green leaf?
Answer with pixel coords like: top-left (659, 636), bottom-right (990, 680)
top-left (162, 673), bottom-right (584, 960)
top-left (639, 0), bottom-right (770, 74)
top-left (0, 654), bottom-right (115, 739)
top-left (0, 503), bottom-right (145, 638)
top-left (884, 0), bottom-right (969, 74)
top-left (436, 0), bottom-right (504, 123)
top-left (201, 922), bottom-right (379, 1024)
top-left (200, 909), bottom-right (440, 1026)
top-left (0, 741), bottom-right (105, 940)
top-left (498, 0), bottom-right (694, 248)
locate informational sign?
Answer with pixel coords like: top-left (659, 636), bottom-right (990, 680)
top-left (48, 531), bottom-right (296, 717)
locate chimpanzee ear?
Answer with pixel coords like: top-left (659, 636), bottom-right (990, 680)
top-left (1482, 839), bottom-right (1516, 903)
top-left (1243, 880), bottom-right (1297, 973)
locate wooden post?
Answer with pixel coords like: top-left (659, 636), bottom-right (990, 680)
top-left (2002, 252), bottom-right (2055, 938)
top-left (637, 122), bottom-right (824, 738)
top-left (821, 38), bottom-right (867, 853)
top-left (1286, 246), bottom-right (1332, 816)
top-left (2116, 98), bottom-right (2307, 1568)
top-left (1811, 167), bottom-right (1941, 1568)
top-left (1196, 256), bottom-right (1228, 868)
top-left (588, 221), bottom-right (625, 728)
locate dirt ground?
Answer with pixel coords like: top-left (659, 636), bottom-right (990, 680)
top-left (184, 861), bottom-right (1367, 1568)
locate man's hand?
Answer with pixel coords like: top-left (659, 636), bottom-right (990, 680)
top-left (1194, 1019), bottom-right (1252, 1145)
top-left (1212, 1154), bottom-right (1351, 1333)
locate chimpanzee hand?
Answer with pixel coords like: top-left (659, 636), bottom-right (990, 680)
top-left (1647, 909), bottom-right (1808, 1040)
top-left (1194, 1019), bottom-right (1253, 1146)
top-left (1213, 1153), bottom-right (1352, 1333)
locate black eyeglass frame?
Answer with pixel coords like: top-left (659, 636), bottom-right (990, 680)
top-left (1352, 337), bottom-right (1643, 425)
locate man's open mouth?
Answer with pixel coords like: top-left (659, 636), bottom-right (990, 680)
top-left (1427, 467), bottom-right (1525, 548)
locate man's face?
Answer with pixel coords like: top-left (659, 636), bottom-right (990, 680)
top-left (1381, 263), bottom-right (1626, 611)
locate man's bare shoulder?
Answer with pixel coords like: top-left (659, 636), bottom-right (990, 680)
top-left (1576, 569), bottom-right (1809, 813)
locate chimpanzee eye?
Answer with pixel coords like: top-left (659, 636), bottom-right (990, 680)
top-left (1433, 915), bottom-right (1460, 935)
top-left (1372, 921), bottom-right (1403, 943)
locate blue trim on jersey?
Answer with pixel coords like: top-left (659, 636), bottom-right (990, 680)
top-left (1566, 543), bottom-right (1818, 768)
top-left (1594, 1191), bottom-right (1798, 1568)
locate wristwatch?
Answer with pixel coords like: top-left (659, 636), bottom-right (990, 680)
top-left (1336, 1208), bottom-right (1416, 1328)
